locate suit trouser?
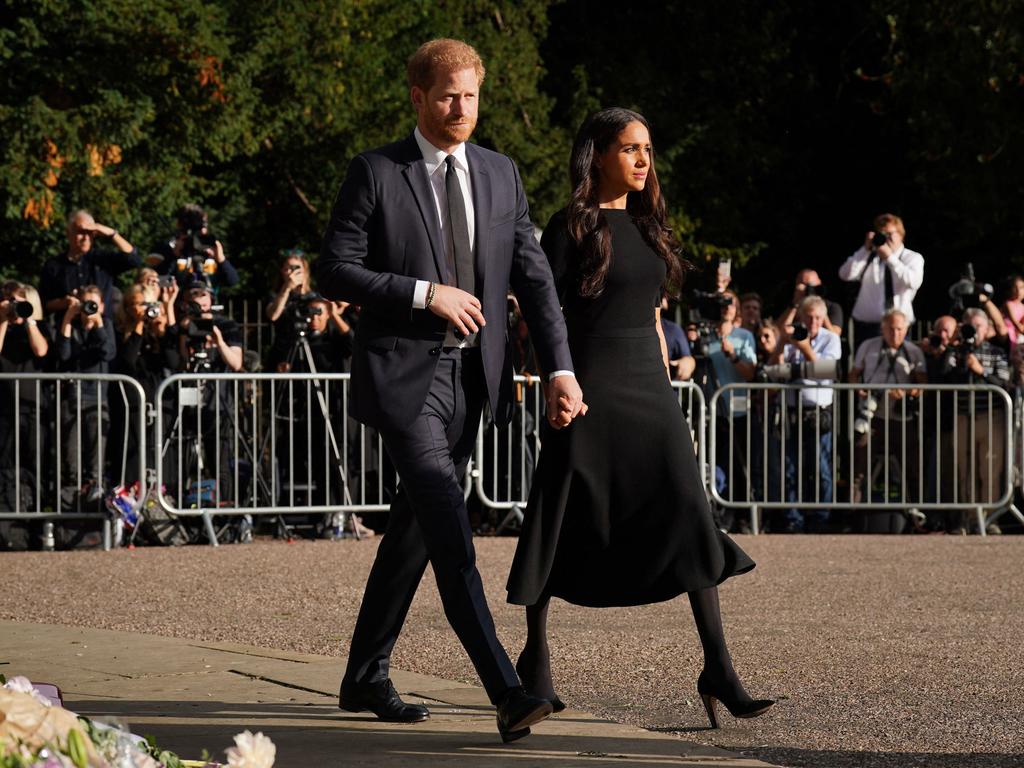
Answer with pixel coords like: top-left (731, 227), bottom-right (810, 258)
top-left (342, 348), bottom-right (519, 702)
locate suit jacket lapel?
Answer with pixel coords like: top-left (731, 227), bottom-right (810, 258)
top-left (399, 134), bottom-right (449, 283)
top-left (467, 144), bottom-right (490, 292)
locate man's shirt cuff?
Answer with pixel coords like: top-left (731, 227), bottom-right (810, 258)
top-left (413, 280), bottom-right (430, 310)
top-left (548, 370), bottom-right (575, 381)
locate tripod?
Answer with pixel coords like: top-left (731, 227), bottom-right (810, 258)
top-left (159, 353), bottom-right (271, 544)
top-left (262, 330), bottom-right (361, 540)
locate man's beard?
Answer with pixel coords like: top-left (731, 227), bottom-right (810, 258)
top-left (433, 115), bottom-right (475, 144)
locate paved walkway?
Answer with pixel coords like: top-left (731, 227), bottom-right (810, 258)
top-left (1, 621), bottom-right (775, 767)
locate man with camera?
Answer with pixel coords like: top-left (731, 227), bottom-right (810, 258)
top-left (839, 213), bottom-right (924, 343)
top-left (56, 285), bottom-right (116, 501)
top-left (769, 295), bottom-right (842, 532)
top-left (935, 308), bottom-right (1011, 533)
top-left (151, 204), bottom-right (239, 293)
top-left (176, 284), bottom-right (243, 373)
top-left (40, 210), bottom-right (140, 321)
top-left (847, 309), bottom-right (927, 528)
top-left (777, 269), bottom-right (844, 337)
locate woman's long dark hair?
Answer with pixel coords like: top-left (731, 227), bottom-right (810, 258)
top-left (567, 107), bottom-right (690, 298)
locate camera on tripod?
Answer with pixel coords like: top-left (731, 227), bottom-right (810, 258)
top-left (183, 300), bottom-right (225, 369)
top-left (175, 207), bottom-right (218, 285)
top-left (289, 292), bottom-right (325, 337)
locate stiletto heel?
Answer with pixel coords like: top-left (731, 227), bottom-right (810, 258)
top-left (696, 669), bottom-right (774, 728)
top-left (700, 692), bottom-right (719, 729)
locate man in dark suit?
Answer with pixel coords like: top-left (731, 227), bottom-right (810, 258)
top-left (317, 39), bottom-right (584, 742)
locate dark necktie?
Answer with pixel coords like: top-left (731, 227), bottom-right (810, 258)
top-left (445, 156), bottom-right (475, 297)
top-left (882, 256), bottom-right (895, 309)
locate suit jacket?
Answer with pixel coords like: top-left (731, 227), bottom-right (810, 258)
top-left (317, 133), bottom-right (572, 430)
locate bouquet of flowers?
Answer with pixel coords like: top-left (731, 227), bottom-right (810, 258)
top-left (0, 677), bottom-right (275, 768)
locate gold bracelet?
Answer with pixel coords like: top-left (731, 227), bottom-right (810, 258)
top-left (425, 282), bottom-right (437, 308)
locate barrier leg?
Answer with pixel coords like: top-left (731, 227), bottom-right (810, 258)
top-left (203, 510), bottom-right (220, 547)
top-left (750, 504), bottom-right (760, 536)
top-left (102, 519), bottom-right (111, 551)
top-left (976, 506), bottom-right (987, 536)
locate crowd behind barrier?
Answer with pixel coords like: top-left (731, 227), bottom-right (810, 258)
top-left (5, 207), bottom-right (1024, 549)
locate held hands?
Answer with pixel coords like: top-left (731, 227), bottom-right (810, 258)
top-left (545, 375), bottom-right (587, 430)
top-left (428, 284), bottom-right (485, 337)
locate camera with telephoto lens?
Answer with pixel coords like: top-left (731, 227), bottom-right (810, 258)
top-left (81, 299), bottom-right (99, 316)
top-left (854, 393), bottom-right (880, 435)
top-left (755, 358), bottom-right (842, 383)
top-left (12, 300), bottom-right (33, 320)
top-left (871, 231), bottom-right (890, 248)
top-left (947, 262), bottom-right (994, 311)
top-left (802, 283), bottom-right (824, 297)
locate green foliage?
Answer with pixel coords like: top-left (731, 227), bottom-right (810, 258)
top-left (0, 0), bottom-right (562, 292)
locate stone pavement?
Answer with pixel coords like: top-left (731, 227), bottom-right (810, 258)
top-left (1, 621), bottom-right (777, 767)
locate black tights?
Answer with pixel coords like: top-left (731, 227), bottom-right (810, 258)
top-left (519, 586), bottom-right (751, 702)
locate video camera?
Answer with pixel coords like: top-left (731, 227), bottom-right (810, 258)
top-left (288, 292), bottom-right (325, 337)
top-left (947, 263), bottom-right (994, 311)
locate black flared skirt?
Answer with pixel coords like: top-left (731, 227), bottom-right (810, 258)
top-left (506, 327), bottom-right (755, 608)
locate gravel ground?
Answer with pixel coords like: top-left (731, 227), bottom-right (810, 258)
top-left (3, 534), bottom-right (1022, 768)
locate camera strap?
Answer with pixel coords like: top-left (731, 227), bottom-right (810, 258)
top-left (866, 341), bottom-right (907, 384)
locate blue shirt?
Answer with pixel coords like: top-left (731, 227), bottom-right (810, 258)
top-left (660, 318), bottom-right (691, 360)
top-left (708, 326), bottom-right (756, 414)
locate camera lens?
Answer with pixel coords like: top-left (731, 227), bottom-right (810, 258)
top-left (81, 299), bottom-right (99, 316)
top-left (871, 232), bottom-right (889, 247)
top-left (791, 322), bottom-right (809, 342)
top-left (14, 300), bottom-right (33, 319)
top-left (145, 304), bottom-right (161, 319)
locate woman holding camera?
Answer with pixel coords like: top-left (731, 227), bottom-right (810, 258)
top-left (267, 250), bottom-right (313, 323)
top-left (506, 108), bottom-right (770, 729)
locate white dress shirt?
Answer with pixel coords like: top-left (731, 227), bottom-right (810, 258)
top-left (838, 244), bottom-right (924, 323)
top-left (409, 128), bottom-right (573, 381)
top-left (410, 127), bottom-right (477, 348)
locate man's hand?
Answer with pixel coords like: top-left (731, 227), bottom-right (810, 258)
top-left (214, 240), bottom-right (226, 264)
top-left (63, 295), bottom-right (81, 320)
top-left (546, 374), bottom-right (587, 430)
top-left (88, 222), bottom-right (117, 238)
top-left (428, 284), bottom-right (485, 337)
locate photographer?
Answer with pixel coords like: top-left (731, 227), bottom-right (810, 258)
top-left (151, 204), bottom-right (238, 293)
top-left (56, 285), bottom-right (116, 501)
top-left (739, 292), bottom-right (763, 335)
top-left (40, 210), bottom-right (140, 321)
top-left (176, 284), bottom-right (243, 372)
top-left (0, 283), bottom-right (51, 500)
top-left (937, 309), bottom-right (1011, 533)
top-left (115, 282), bottom-right (181, 398)
top-left (266, 250), bottom-right (313, 327)
top-left (839, 213), bottom-right (924, 343)
top-left (776, 269), bottom-right (844, 337)
top-left (848, 309), bottom-right (927, 528)
top-left (770, 295), bottom-right (842, 532)
top-left (268, 294), bottom-right (352, 373)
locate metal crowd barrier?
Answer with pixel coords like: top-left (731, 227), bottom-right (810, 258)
top-left (472, 377), bottom-right (707, 531)
top-left (709, 382), bottom-right (1014, 535)
top-left (0, 373), bottom-right (147, 550)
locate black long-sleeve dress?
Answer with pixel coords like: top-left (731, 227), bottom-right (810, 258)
top-left (506, 208), bottom-right (754, 608)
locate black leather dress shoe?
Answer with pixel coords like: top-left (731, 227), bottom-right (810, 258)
top-left (496, 686), bottom-right (553, 743)
top-left (339, 678), bottom-right (430, 723)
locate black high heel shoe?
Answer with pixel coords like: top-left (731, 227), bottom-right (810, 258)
top-left (515, 653), bottom-right (566, 714)
top-left (697, 669), bottom-right (774, 729)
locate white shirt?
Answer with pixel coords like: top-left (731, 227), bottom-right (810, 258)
top-left (838, 245), bottom-right (924, 323)
top-left (412, 127), bottom-right (476, 348)
top-left (784, 327), bottom-right (842, 407)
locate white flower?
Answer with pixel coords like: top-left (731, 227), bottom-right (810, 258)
top-left (225, 730), bottom-right (275, 768)
top-left (3, 676), bottom-right (53, 707)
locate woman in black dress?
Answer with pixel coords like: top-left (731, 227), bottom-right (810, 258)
top-left (506, 108), bottom-right (773, 728)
